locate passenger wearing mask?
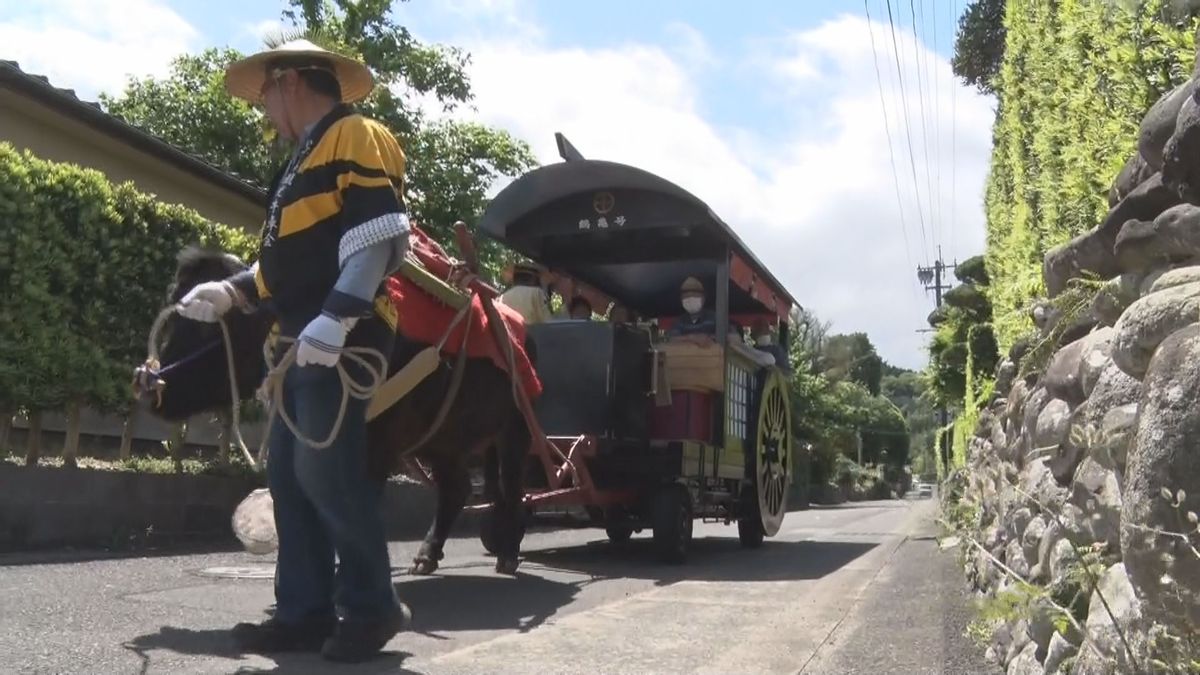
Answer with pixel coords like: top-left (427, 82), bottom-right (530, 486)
top-left (567, 296), bottom-right (593, 320)
top-left (608, 303), bottom-right (636, 325)
top-left (751, 319), bottom-right (791, 374)
top-left (666, 277), bottom-right (717, 338)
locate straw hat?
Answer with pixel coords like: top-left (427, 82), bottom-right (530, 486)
top-left (680, 276), bottom-right (705, 295)
top-left (225, 38), bottom-right (374, 104)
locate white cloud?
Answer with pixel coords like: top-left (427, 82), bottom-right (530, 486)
top-left (426, 0), bottom-right (543, 44)
top-left (664, 22), bottom-right (716, 71)
top-left (0, 0), bottom-right (198, 98)
top-left (243, 19), bottom-right (289, 45)
top-left (432, 10), bottom-right (993, 367)
top-left (428, 11), bottom-right (995, 369)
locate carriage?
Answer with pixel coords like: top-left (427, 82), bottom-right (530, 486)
top-left (468, 135), bottom-right (799, 563)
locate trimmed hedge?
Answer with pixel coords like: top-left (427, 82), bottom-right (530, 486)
top-left (984, 0), bottom-right (1198, 349)
top-left (0, 143), bottom-right (257, 417)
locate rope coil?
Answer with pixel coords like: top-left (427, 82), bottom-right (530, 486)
top-left (256, 336), bottom-right (389, 453)
top-left (141, 305), bottom-right (389, 471)
top-left (138, 248), bottom-right (504, 475)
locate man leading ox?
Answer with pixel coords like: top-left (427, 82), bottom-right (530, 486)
top-left (176, 39), bottom-right (411, 662)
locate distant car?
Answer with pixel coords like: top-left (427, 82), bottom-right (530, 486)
top-left (917, 483), bottom-right (933, 498)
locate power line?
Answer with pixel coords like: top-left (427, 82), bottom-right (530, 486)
top-left (929, 0), bottom-right (943, 257)
top-left (908, 0), bottom-right (938, 259)
top-left (949, 0), bottom-right (958, 261)
top-left (885, 0), bottom-right (931, 265)
top-left (864, 0), bottom-right (917, 280)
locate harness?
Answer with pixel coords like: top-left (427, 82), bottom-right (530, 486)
top-left (137, 258), bottom-right (477, 472)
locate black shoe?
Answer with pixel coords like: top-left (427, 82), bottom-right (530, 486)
top-left (231, 616), bottom-right (336, 653)
top-left (320, 604), bottom-right (413, 663)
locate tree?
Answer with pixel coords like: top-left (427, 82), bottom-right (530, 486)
top-left (881, 368), bottom-right (937, 475)
top-left (101, 0), bottom-right (537, 277)
top-left (952, 0), bottom-right (1007, 96)
top-left (859, 395), bottom-right (910, 468)
top-left (789, 306), bottom-right (830, 375)
top-left (101, 49), bottom-right (284, 185)
top-left (821, 333), bottom-right (884, 396)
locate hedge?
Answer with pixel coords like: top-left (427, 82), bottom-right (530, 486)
top-left (0, 143), bottom-right (257, 422)
top-left (984, 0), bottom-right (1198, 349)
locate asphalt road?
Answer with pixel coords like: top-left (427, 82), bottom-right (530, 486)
top-left (0, 496), bottom-right (995, 675)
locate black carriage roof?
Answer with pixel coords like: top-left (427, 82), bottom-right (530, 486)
top-left (478, 137), bottom-right (797, 321)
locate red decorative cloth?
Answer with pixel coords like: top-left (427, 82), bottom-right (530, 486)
top-left (384, 227), bottom-right (542, 399)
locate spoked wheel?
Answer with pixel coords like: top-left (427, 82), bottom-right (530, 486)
top-left (651, 484), bottom-right (693, 564)
top-left (745, 368), bottom-right (792, 541)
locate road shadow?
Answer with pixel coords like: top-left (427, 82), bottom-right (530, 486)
top-left (393, 569), bottom-right (581, 636)
top-left (521, 536), bottom-right (878, 586)
top-left (122, 626), bottom-right (417, 674)
top-left (0, 539), bottom-right (248, 567)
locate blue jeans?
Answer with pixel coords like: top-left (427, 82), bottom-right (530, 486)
top-left (267, 349), bottom-right (398, 624)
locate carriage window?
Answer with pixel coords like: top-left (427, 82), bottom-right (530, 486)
top-left (727, 362), bottom-right (750, 441)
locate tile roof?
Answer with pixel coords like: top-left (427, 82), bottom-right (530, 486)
top-left (0, 60), bottom-right (267, 206)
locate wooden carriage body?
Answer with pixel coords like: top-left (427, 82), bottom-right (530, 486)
top-left (471, 135), bottom-right (800, 561)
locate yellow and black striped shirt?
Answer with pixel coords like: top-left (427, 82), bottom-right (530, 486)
top-left (254, 104), bottom-right (409, 320)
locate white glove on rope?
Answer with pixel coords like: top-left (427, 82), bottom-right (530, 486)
top-left (178, 281), bottom-right (239, 323)
top-left (297, 313), bottom-right (358, 367)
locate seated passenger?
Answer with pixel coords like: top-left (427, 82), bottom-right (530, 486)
top-left (567, 296), bottom-right (593, 320)
top-left (751, 319), bottom-right (792, 374)
top-left (498, 262), bottom-right (552, 325)
top-left (609, 303), bottom-right (638, 326)
top-left (666, 276), bottom-right (717, 339)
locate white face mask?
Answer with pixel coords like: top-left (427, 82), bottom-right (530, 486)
top-left (682, 297), bottom-right (703, 315)
top-left (755, 335), bottom-right (772, 346)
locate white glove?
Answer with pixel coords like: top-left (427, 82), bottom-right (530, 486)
top-left (178, 281), bottom-right (238, 323)
top-left (297, 313), bottom-right (357, 367)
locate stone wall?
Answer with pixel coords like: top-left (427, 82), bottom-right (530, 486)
top-left (957, 53), bottom-right (1200, 675)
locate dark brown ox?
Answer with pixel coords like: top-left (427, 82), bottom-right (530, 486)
top-left (134, 246), bottom-right (531, 575)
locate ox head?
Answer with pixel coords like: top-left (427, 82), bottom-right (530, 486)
top-left (133, 246), bottom-right (273, 421)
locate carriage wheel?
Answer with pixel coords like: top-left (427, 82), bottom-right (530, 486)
top-left (605, 523), bottom-right (634, 544)
top-left (747, 368), bottom-right (791, 538)
top-left (651, 484), bottom-right (693, 564)
top-left (737, 490), bottom-right (765, 548)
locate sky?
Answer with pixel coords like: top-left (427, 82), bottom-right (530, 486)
top-left (0, 0), bottom-right (997, 370)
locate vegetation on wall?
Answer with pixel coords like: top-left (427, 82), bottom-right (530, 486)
top-left (979, 0), bottom-right (1198, 351)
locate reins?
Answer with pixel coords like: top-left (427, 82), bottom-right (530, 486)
top-left (140, 294), bottom-right (475, 472)
top-left (143, 306), bottom-right (390, 470)
top-left (143, 305), bottom-right (265, 469)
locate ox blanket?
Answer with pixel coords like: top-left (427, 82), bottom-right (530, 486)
top-left (383, 227), bottom-right (542, 399)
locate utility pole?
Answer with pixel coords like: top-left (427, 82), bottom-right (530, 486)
top-left (917, 246), bottom-right (956, 477)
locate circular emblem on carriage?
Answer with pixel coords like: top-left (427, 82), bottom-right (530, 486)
top-left (593, 191), bottom-right (615, 215)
